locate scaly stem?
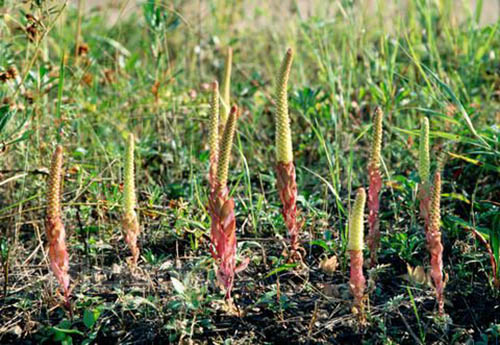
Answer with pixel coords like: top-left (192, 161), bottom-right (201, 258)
top-left (428, 172), bottom-right (445, 315)
top-left (276, 161), bottom-right (300, 257)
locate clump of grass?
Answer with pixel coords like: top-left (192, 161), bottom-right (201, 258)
top-left (428, 172), bottom-right (445, 315)
top-left (208, 105), bottom-right (248, 301)
top-left (45, 145), bottom-right (71, 307)
top-left (348, 187), bottom-right (367, 323)
top-left (274, 48), bottom-right (302, 261)
top-left (122, 133), bottom-right (140, 266)
top-left (367, 107), bottom-right (383, 267)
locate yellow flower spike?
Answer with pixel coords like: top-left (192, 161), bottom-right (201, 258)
top-left (220, 47), bottom-right (232, 126)
top-left (419, 117), bottom-right (430, 184)
top-left (430, 172), bottom-right (441, 232)
top-left (216, 105), bottom-right (238, 188)
top-left (48, 145), bottom-right (64, 222)
top-left (369, 107), bottom-right (383, 169)
top-left (122, 133), bottom-right (140, 266)
top-left (348, 188), bottom-right (366, 251)
top-left (274, 48), bottom-right (294, 164)
top-left (209, 81), bottom-right (220, 171)
top-left (123, 133), bottom-right (136, 215)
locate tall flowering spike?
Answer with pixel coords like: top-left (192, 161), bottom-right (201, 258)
top-left (124, 134), bottom-right (136, 215)
top-left (348, 188), bottom-right (366, 323)
top-left (368, 107), bottom-right (383, 169)
top-left (216, 105), bottom-right (238, 189)
top-left (274, 48), bottom-right (302, 260)
top-left (367, 107), bottom-right (383, 266)
top-left (122, 133), bottom-right (140, 266)
top-left (428, 172), bottom-right (445, 315)
top-left (275, 48), bottom-right (294, 164)
top-left (208, 81), bottom-right (220, 188)
top-left (419, 117), bottom-right (430, 184)
top-left (46, 145), bottom-right (71, 305)
top-left (418, 117), bottom-right (431, 234)
top-left (208, 104), bottom-right (248, 300)
top-left (220, 47), bottom-right (232, 127)
top-left (348, 188), bottom-right (366, 252)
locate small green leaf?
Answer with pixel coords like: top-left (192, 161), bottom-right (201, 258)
top-left (265, 263), bottom-right (298, 278)
top-left (171, 277), bottom-right (185, 294)
top-left (83, 309), bottom-right (99, 329)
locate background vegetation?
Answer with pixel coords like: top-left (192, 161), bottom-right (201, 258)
top-left (0, 0), bottom-right (499, 343)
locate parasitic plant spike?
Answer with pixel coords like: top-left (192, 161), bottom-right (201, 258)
top-left (275, 48), bottom-right (294, 164)
top-left (220, 47), bottom-right (232, 127)
top-left (418, 117), bottom-right (430, 184)
top-left (216, 105), bottom-right (237, 188)
top-left (208, 81), bottom-right (220, 189)
top-left (274, 48), bottom-right (302, 260)
top-left (46, 145), bottom-right (71, 306)
top-left (122, 133), bottom-right (140, 266)
top-left (208, 105), bottom-right (248, 300)
top-left (348, 188), bottom-right (366, 252)
top-left (348, 188), bottom-right (367, 322)
top-left (418, 117), bottom-right (432, 234)
top-left (428, 172), bottom-right (445, 315)
top-left (367, 107), bottom-right (383, 267)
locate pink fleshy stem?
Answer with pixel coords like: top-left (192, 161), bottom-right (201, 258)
top-left (276, 161), bottom-right (304, 262)
top-left (367, 166), bottom-right (382, 267)
top-left (349, 250), bottom-right (366, 323)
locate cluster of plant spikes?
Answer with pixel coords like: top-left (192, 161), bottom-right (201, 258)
top-left (367, 107), bottom-right (383, 267)
top-left (38, 48), bottom-right (458, 322)
top-left (274, 48), bottom-right (303, 261)
top-left (122, 133), bottom-right (140, 266)
top-left (418, 117), bottom-right (446, 315)
top-left (207, 83), bottom-right (248, 300)
top-left (45, 145), bottom-right (71, 307)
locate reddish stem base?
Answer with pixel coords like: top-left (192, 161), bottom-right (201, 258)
top-left (367, 166), bottom-right (382, 267)
top-left (276, 161), bottom-right (303, 261)
top-left (349, 250), bottom-right (366, 323)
